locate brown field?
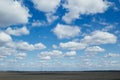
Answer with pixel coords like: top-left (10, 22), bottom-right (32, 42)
top-left (0, 71), bottom-right (120, 80)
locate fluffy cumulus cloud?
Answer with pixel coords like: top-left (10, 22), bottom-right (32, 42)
top-left (0, 31), bottom-right (46, 53)
top-left (0, 37), bottom-right (46, 61)
top-left (0, 32), bottom-right (12, 45)
top-left (60, 41), bottom-right (87, 50)
top-left (52, 44), bottom-right (58, 49)
top-left (38, 50), bottom-right (62, 60)
top-left (6, 41), bottom-right (46, 51)
top-left (32, 20), bottom-right (43, 27)
top-left (5, 26), bottom-right (29, 36)
top-left (39, 50), bottom-right (62, 57)
top-left (39, 56), bottom-right (51, 60)
top-left (104, 53), bottom-right (120, 58)
top-left (85, 46), bottom-right (105, 53)
top-left (34, 43), bottom-right (47, 50)
top-left (15, 53), bottom-right (27, 60)
top-left (63, 0), bottom-right (111, 23)
top-left (81, 31), bottom-right (117, 45)
top-left (53, 24), bottom-right (81, 39)
top-left (32, 0), bottom-right (60, 23)
top-left (0, 47), bottom-right (16, 59)
top-left (38, 50), bottom-right (77, 60)
top-left (64, 51), bottom-right (76, 57)
top-left (0, 0), bottom-right (30, 27)
top-left (32, 0), bottom-right (60, 13)
top-left (46, 13), bottom-right (58, 23)
top-left (58, 30), bottom-right (117, 51)
top-left (13, 41), bottom-right (35, 51)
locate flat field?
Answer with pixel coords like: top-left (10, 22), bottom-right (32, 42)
top-left (0, 71), bottom-right (120, 80)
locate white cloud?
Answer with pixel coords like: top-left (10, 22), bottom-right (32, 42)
top-left (51, 50), bottom-right (63, 56)
top-left (32, 0), bottom-right (60, 13)
top-left (39, 56), bottom-right (51, 60)
top-left (52, 44), bottom-right (58, 49)
top-left (0, 47), bottom-right (16, 58)
top-left (34, 43), bottom-right (47, 50)
top-left (63, 0), bottom-right (111, 23)
top-left (40, 50), bottom-right (62, 57)
top-left (6, 41), bottom-right (46, 51)
top-left (104, 53), bottom-right (120, 58)
top-left (32, 20), bottom-right (43, 27)
top-left (15, 53), bottom-right (27, 60)
top-left (64, 51), bottom-right (76, 57)
top-left (0, 32), bottom-right (12, 45)
top-left (0, 31), bottom-right (46, 52)
top-left (100, 22), bottom-right (117, 32)
top-left (81, 31), bottom-right (117, 45)
top-left (38, 50), bottom-right (63, 60)
top-left (58, 31), bottom-right (117, 51)
top-left (14, 41), bottom-right (35, 51)
top-left (0, 0), bottom-right (30, 27)
top-left (53, 24), bottom-right (81, 39)
top-left (60, 41), bottom-right (87, 50)
top-left (102, 24), bottom-right (115, 32)
top-left (46, 13), bottom-right (58, 23)
top-left (5, 26), bottom-right (29, 36)
top-left (85, 46), bottom-right (105, 53)
top-left (32, 0), bottom-right (60, 23)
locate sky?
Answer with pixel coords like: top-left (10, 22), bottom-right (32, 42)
top-left (0, 0), bottom-right (120, 71)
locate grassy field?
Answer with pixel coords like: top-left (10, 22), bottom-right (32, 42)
top-left (0, 71), bottom-right (120, 80)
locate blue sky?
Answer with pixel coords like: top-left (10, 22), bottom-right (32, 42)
top-left (0, 0), bottom-right (120, 71)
